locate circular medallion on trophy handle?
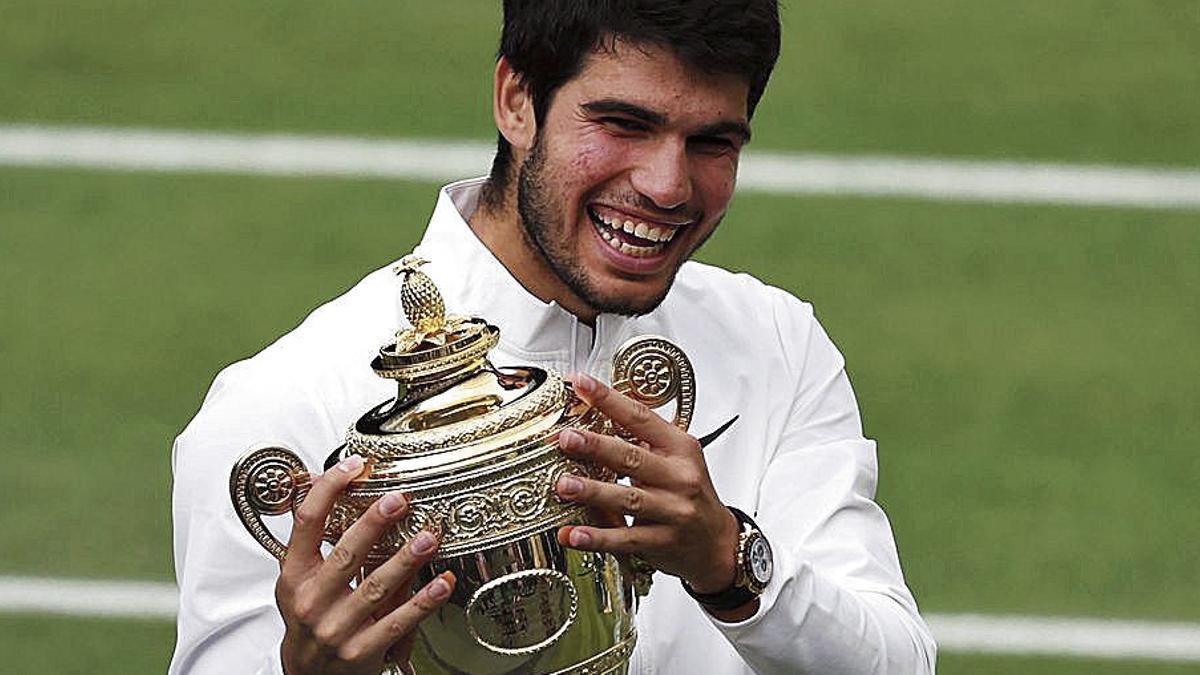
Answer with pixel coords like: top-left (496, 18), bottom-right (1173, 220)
top-left (630, 352), bottom-right (675, 403)
top-left (464, 569), bottom-right (578, 656)
top-left (230, 446), bottom-right (311, 561)
top-left (240, 448), bottom-right (308, 516)
top-left (251, 465), bottom-right (294, 512)
top-left (611, 336), bottom-right (695, 432)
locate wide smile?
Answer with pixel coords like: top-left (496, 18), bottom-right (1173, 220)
top-left (586, 205), bottom-right (686, 267)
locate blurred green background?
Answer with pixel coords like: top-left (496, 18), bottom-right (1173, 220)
top-left (1, 1), bottom-right (1197, 673)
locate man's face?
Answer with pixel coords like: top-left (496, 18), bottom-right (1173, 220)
top-left (515, 41), bottom-right (751, 316)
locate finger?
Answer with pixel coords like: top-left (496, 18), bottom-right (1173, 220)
top-left (328, 530), bottom-right (442, 635)
top-left (286, 454), bottom-right (367, 570)
top-left (373, 576), bottom-right (415, 621)
top-left (558, 428), bottom-right (668, 481)
top-left (557, 523), bottom-right (673, 555)
top-left (310, 491), bottom-right (410, 597)
top-left (570, 373), bottom-right (683, 448)
top-left (587, 506), bottom-right (625, 529)
top-left (342, 572), bottom-right (456, 662)
top-left (556, 475), bottom-right (677, 522)
top-left (372, 584), bottom-right (420, 669)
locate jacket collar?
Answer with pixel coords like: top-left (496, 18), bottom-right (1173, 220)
top-left (410, 178), bottom-right (635, 368)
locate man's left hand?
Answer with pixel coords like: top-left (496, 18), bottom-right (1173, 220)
top-left (554, 372), bottom-right (740, 596)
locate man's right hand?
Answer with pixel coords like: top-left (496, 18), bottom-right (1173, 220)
top-left (276, 454), bottom-right (455, 675)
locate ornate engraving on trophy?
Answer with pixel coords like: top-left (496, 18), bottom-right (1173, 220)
top-left (464, 569), bottom-right (578, 655)
top-left (229, 259), bottom-right (698, 674)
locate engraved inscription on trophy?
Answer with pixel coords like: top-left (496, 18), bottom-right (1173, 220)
top-left (464, 569), bottom-right (578, 655)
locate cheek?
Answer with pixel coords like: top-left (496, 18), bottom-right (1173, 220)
top-left (567, 135), bottom-right (625, 185)
top-left (695, 161), bottom-right (738, 211)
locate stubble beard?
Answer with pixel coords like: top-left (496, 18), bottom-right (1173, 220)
top-left (515, 133), bottom-right (710, 317)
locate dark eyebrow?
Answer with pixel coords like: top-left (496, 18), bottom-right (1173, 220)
top-left (581, 99), bottom-right (751, 145)
top-left (581, 99), bottom-right (667, 127)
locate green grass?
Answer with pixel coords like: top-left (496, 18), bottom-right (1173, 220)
top-left (0, 615), bottom-right (175, 674)
top-left (2, 1), bottom-right (1198, 166)
top-left (2, 168), bottom-right (1197, 624)
top-left (0, 169), bottom-right (432, 579)
top-left (936, 652), bottom-right (1200, 675)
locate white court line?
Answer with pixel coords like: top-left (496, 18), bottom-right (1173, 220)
top-left (926, 613), bottom-right (1200, 663)
top-left (0, 576), bottom-right (177, 620)
top-left (3, 576), bottom-right (1199, 662)
top-left (2, 124), bottom-right (1199, 209)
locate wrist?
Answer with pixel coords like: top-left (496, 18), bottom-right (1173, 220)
top-left (682, 506), bottom-right (774, 613)
top-left (686, 562), bottom-right (736, 595)
top-left (684, 508), bottom-right (740, 594)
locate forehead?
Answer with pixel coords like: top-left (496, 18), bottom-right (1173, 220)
top-left (564, 41), bottom-right (750, 122)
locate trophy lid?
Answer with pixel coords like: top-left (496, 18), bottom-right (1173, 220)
top-left (347, 257), bottom-right (576, 470)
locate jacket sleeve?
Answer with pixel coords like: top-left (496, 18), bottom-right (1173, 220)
top-left (168, 362), bottom-right (341, 675)
top-left (706, 293), bottom-right (937, 674)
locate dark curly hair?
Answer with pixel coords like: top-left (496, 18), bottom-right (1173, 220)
top-left (485, 0), bottom-right (781, 197)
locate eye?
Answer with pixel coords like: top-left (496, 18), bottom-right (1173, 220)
top-left (601, 116), bottom-right (650, 133)
top-left (690, 136), bottom-right (738, 155)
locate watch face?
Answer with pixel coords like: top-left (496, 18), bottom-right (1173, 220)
top-left (747, 534), bottom-right (773, 585)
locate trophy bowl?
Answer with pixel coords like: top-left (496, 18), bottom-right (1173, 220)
top-left (229, 257), bottom-right (695, 675)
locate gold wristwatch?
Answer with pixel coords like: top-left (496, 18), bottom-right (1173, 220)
top-left (683, 506), bottom-right (773, 611)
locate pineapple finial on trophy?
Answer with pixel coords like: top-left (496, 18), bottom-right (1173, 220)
top-left (376, 256), bottom-right (501, 406)
top-left (394, 255), bottom-right (446, 335)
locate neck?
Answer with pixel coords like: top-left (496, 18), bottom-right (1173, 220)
top-left (467, 182), bottom-right (599, 325)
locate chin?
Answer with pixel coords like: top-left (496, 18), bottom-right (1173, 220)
top-left (577, 271), bottom-right (676, 317)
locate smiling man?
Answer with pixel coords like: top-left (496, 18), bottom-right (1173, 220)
top-left (471, 40), bottom-right (749, 320)
top-left (171, 2), bottom-right (936, 674)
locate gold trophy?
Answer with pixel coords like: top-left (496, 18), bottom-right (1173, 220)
top-left (230, 257), bottom-right (695, 674)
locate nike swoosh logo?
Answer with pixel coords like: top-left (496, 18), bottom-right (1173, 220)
top-left (698, 415), bottom-right (739, 449)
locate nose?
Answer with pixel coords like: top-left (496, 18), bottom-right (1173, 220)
top-left (630, 138), bottom-right (692, 211)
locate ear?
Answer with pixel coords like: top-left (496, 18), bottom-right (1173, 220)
top-left (493, 57), bottom-right (536, 152)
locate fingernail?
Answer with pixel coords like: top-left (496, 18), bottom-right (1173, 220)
top-left (427, 577), bottom-right (450, 601)
top-left (573, 373), bottom-right (597, 394)
top-left (338, 454), bottom-right (364, 474)
top-left (378, 492), bottom-right (406, 517)
top-left (569, 528), bottom-right (592, 547)
top-left (559, 429), bottom-right (583, 450)
top-left (410, 531), bottom-right (437, 554)
top-left (557, 474), bottom-right (583, 496)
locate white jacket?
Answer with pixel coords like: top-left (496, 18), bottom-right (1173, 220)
top-left (170, 178), bottom-right (936, 674)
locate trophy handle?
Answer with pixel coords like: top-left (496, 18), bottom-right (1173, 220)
top-left (229, 446), bottom-right (312, 561)
top-left (611, 335), bottom-right (695, 433)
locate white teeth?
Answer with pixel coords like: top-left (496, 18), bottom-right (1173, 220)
top-left (591, 209), bottom-right (677, 255)
top-left (622, 240), bottom-right (662, 257)
top-left (596, 224), bottom-right (663, 257)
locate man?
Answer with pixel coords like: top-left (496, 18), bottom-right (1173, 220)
top-left (171, 2), bottom-right (937, 673)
